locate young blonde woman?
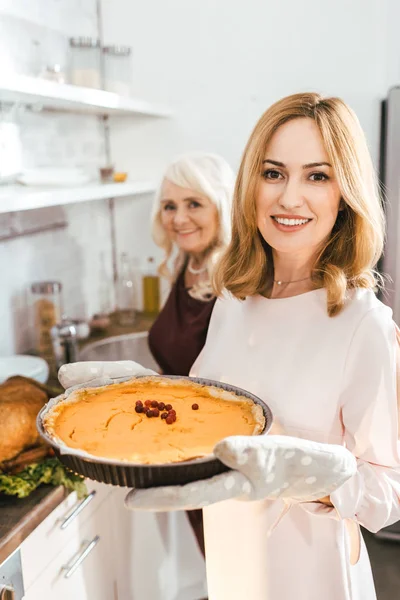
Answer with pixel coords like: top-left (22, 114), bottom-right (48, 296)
top-left (60, 95), bottom-right (400, 599)
top-left (126, 93), bottom-right (400, 599)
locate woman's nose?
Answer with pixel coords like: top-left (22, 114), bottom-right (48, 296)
top-left (278, 179), bottom-right (304, 210)
top-left (173, 207), bottom-right (190, 226)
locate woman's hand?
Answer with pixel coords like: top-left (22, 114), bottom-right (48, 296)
top-left (125, 435), bottom-right (356, 512)
top-left (58, 360), bottom-right (157, 393)
top-left (270, 420), bottom-right (333, 508)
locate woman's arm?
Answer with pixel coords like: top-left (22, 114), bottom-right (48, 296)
top-left (328, 306), bottom-right (400, 532)
top-left (316, 319), bottom-right (400, 512)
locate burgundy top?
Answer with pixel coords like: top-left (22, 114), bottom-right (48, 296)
top-left (148, 269), bottom-right (216, 376)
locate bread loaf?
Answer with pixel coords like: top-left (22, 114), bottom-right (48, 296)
top-left (0, 376), bottom-right (48, 463)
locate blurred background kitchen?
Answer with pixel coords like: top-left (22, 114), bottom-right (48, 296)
top-left (1, 1), bottom-right (400, 599)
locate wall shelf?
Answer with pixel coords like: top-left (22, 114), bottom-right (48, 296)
top-left (0, 74), bottom-right (172, 117)
top-left (0, 181), bottom-right (156, 214)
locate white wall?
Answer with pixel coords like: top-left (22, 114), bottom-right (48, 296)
top-left (101, 0), bottom-right (400, 313)
top-left (102, 0), bottom-right (398, 171)
top-left (1, 0), bottom-right (400, 355)
top-left (384, 0), bottom-right (400, 90)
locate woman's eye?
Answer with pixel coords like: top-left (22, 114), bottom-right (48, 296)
top-left (163, 203), bottom-right (175, 211)
top-left (309, 172), bottom-right (329, 182)
top-left (262, 169), bottom-right (282, 180)
top-left (189, 200), bottom-right (201, 208)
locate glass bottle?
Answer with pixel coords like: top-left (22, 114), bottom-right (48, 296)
top-left (98, 251), bottom-right (112, 316)
top-left (116, 253), bottom-right (136, 325)
top-left (142, 257), bottom-right (160, 315)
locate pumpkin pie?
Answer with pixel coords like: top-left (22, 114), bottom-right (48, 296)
top-left (44, 377), bottom-right (265, 464)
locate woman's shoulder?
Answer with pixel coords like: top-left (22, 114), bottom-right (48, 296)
top-left (212, 290), bottom-right (238, 313)
top-left (348, 288), bottom-right (392, 318)
top-left (206, 290), bottom-right (243, 328)
top-left (344, 288), bottom-right (393, 337)
top-left (340, 290), bottom-right (396, 376)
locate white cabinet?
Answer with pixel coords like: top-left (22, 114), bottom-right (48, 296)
top-left (23, 497), bottom-right (114, 600)
top-left (21, 481), bottom-right (115, 600)
top-left (20, 483), bottom-right (207, 600)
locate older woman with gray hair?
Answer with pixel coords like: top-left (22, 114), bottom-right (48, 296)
top-left (148, 152), bottom-right (234, 378)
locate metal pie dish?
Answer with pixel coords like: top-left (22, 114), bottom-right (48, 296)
top-left (37, 375), bottom-right (273, 489)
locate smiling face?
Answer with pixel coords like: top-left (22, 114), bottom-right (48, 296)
top-left (160, 179), bottom-right (219, 255)
top-left (256, 118), bottom-right (342, 262)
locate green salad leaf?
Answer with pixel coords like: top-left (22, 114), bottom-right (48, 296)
top-left (0, 458), bottom-right (87, 499)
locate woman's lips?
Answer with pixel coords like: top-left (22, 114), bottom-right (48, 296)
top-left (271, 215), bottom-right (312, 233)
top-left (175, 229), bottom-right (200, 237)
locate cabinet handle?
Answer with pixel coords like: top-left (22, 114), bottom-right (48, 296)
top-left (61, 536), bottom-right (100, 579)
top-left (60, 491), bottom-right (97, 530)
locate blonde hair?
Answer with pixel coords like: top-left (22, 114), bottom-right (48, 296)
top-left (151, 152), bottom-right (235, 301)
top-left (214, 92), bottom-right (385, 316)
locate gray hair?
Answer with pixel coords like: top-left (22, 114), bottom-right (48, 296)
top-left (151, 152), bottom-right (235, 301)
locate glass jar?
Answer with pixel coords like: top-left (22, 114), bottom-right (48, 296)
top-left (31, 281), bottom-right (62, 373)
top-left (102, 45), bottom-right (132, 96)
top-left (69, 37), bottom-right (101, 88)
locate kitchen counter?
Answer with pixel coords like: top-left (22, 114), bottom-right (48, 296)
top-left (79, 310), bottom-right (156, 348)
top-left (0, 485), bottom-right (68, 565)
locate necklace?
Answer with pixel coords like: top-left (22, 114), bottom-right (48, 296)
top-left (187, 258), bottom-right (207, 275)
top-left (274, 276), bottom-right (311, 286)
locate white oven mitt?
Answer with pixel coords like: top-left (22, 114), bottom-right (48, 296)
top-left (58, 360), bottom-right (156, 395)
top-left (125, 435), bottom-right (356, 511)
top-left (58, 362), bottom-right (357, 511)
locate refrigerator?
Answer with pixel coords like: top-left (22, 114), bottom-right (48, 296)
top-left (374, 86), bottom-right (400, 541)
top-left (381, 86), bottom-right (400, 323)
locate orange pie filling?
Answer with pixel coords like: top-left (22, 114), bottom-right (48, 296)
top-left (44, 377), bottom-right (265, 464)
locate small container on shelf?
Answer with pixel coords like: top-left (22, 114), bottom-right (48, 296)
top-left (113, 171), bottom-right (128, 183)
top-left (99, 165), bottom-right (115, 183)
top-left (142, 257), bottom-right (160, 315)
top-left (39, 64), bottom-right (66, 84)
top-left (69, 37), bottom-right (102, 88)
top-left (102, 45), bottom-right (132, 96)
